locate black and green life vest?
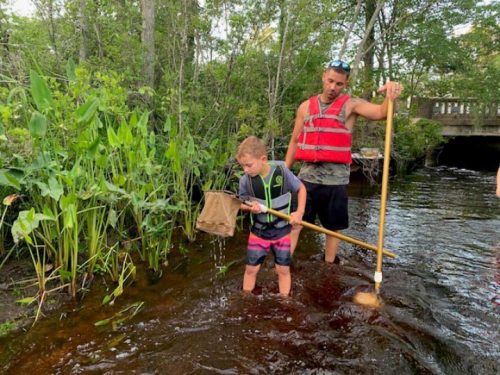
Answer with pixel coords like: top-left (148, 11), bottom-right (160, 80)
top-left (247, 163), bottom-right (291, 230)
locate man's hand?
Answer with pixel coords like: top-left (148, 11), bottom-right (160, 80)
top-left (377, 81), bottom-right (404, 100)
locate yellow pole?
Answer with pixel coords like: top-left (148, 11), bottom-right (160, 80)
top-left (264, 207), bottom-right (396, 259)
top-left (375, 98), bottom-right (394, 291)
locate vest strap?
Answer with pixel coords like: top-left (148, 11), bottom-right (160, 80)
top-left (302, 126), bottom-right (351, 134)
top-left (297, 144), bottom-right (351, 152)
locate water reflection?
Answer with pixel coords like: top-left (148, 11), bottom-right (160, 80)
top-left (0, 167), bottom-right (499, 374)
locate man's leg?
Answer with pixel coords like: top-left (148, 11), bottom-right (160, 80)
top-left (324, 234), bottom-right (341, 263)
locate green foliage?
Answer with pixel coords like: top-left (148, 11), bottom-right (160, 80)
top-left (0, 321), bottom-right (14, 337)
top-left (393, 117), bottom-right (446, 174)
top-left (0, 0), bottom-right (496, 323)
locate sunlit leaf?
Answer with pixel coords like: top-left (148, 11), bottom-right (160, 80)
top-left (11, 209), bottom-right (54, 244)
top-left (113, 285), bottom-right (123, 298)
top-left (107, 126), bottom-right (121, 148)
top-left (0, 169), bottom-right (21, 190)
top-left (94, 318), bottom-right (111, 326)
top-left (76, 98), bottom-right (99, 124)
top-left (118, 120), bottom-right (133, 146)
top-left (66, 58), bottom-right (77, 81)
top-left (87, 138), bottom-right (100, 158)
top-left (16, 297), bottom-right (36, 305)
top-left (163, 116), bottom-right (172, 133)
top-left (48, 176), bottom-right (63, 201)
top-left (30, 70), bottom-right (53, 111)
top-left (107, 209), bottom-right (118, 228)
top-left (28, 111), bottom-right (47, 138)
top-left (102, 294), bottom-right (112, 305)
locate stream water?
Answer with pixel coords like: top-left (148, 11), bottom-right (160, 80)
top-left (1, 166), bottom-right (499, 374)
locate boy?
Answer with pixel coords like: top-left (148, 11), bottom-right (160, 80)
top-left (236, 136), bottom-right (306, 296)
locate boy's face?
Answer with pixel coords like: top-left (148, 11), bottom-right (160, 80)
top-left (237, 153), bottom-right (267, 177)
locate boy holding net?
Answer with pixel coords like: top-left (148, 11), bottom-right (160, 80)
top-left (236, 136), bottom-right (306, 296)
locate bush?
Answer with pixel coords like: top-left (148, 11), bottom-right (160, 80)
top-left (393, 117), bottom-right (446, 174)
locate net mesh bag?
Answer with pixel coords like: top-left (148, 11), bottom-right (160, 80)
top-left (196, 191), bottom-right (241, 237)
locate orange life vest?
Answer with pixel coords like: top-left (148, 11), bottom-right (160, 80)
top-left (295, 94), bottom-right (352, 164)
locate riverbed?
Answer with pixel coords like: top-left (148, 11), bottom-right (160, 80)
top-left (1, 166), bottom-right (499, 374)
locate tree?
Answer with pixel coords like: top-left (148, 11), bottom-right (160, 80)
top-left (140, 0), bottom-right (155, 90)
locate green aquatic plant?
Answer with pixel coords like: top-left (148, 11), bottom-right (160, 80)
top-left (101, 252), bottom-right (136, 307)
top-left (0, 321), bottom-right (14, 337)
top-left (94, 301), bottom-right (144, 329)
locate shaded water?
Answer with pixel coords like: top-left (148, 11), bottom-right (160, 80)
top-left (1, 167), bottom-right (499, 374)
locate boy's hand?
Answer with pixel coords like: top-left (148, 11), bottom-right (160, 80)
top-left (289, 211), bottom-right (303, 226)
top-left (249, 202), bottom-right (262, 214)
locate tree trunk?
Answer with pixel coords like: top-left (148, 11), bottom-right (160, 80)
top-left (78, 0), bottom-right (87, 62)
top-left (351, 0), bottom-right (384, 84)
top-left (338, 0), bottom-right (362, 61)
top-left (140, 0), bottom-right (156, 89)
top-left (361, 0), bottom-right (376, 100)
top-left (266, 1), bottom-right (290, 158)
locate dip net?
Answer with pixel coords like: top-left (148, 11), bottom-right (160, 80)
top-left (196, 191), bottom-right (241, 237)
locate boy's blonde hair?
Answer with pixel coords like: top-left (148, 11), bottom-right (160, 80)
top-left (236, 136), bottom-right (267, 159)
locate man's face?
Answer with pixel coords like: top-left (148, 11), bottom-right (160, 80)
top-left (237, 154), bottom-right (266, 177)
top-left (322, 69), bottom-right (348, 102)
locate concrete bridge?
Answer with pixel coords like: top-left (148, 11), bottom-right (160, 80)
top-left (414, 97), bottom-right (500, 136)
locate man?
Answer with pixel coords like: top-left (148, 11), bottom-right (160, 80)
top-left (285, 59), bottom-right (403, 263)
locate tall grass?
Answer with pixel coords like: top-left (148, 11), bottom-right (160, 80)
top-left (0, 64), bottom-right (235, 316)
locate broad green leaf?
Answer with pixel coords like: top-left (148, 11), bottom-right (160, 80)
top-left (30, 70), bottom-right (53, 111)
top-left (107, 209), bottom-right (118, 228)
top-left (35, 181), bottom-right (50, 196)
top-left (107, 127), bottom-right (121, 148)
top-left (11, 209), bottom-right (54, 244)
top-left (118, 121), bottom-right (133, 146)
top-left (42, 205), bottom-right (56, 220)
top-left (163, 116), bottom-right (172, 133)
top-left (112, 174), bottom-right (126, 187)
top-left (76, 98), bottom-right (99, 124)
top-left (136, 111), bottom-right (149, 138)
top-left (0, 169), bottom-right (21, 189)
top-left (48, 176), bottom-right (63, 201)
top-left (87, 138), bottom-right (100, 158)
top-left (66, 58), bottom-right (76, 81)
top-left (59, 269), bottom-right (72, 279)
top-left (28, 111), bottom-right (47, 138)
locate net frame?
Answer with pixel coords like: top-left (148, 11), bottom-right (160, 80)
top-left (195, 191), bottom-right (241, 237)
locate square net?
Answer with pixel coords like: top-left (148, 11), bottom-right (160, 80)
top-left (195, 191), bottom-right (241, 237)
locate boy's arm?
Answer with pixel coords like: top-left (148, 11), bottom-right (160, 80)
top-left (238, 177), bottom-right (262, 213)
top-left (289, 182), bottom-right (306, 225)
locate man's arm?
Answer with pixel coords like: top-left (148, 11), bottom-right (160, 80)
top-left (285, 100), bottom-right (308, 169)
top-left (348, 81), bottom-right (403, 121)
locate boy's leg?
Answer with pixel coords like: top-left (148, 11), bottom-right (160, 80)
top-left (244, 233), bottom-right (269, 293)
top-left (290, 225), bottom-right (302, 255)
top-left (272, 234), bottom-right (292, 296)
top-left (275, 265), bottom-right (291, 296)
top-left (243, 264), bottom-right (261, 293)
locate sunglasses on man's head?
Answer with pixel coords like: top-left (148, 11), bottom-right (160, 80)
top-left (328, 60), bottom-right (351, 73)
